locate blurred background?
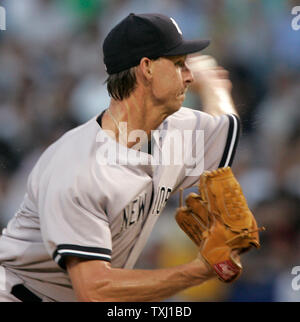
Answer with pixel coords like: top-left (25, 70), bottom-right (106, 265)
top-left (0, 0), bottom-right (300, 302)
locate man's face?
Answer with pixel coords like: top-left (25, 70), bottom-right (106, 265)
top-left (149, 55), bottom-right (193, 111)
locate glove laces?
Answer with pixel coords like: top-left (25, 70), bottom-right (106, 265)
top-left (226, 226), bottom-right (266, 245)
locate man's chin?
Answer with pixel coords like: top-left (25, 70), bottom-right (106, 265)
top-left (164, 98), bottom-right (184, 114)
top-left (171, 102), bottom-right (183, 112)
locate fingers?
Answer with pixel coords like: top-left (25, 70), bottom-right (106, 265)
top-left (192, 65), bottom-right (230, 80)
top-left (186, 54), bottom-right (218, 70)
top-left (185, 193), bottom-right (210, 228)
top-left (212, 68), bottom-right (229, 79)
top-left (186, 54), bottom-right (231, 93)
top-left (175, 208), bottom-right (206, 246)
top-left (187, 54), bottom-right (229, 80)
top-left (188, 67), bottom-right (232, 93)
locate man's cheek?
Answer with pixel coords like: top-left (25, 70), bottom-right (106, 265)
top-left (153, 80), bottom-right (169, 98)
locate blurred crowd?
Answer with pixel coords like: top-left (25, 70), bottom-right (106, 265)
top-left (0, 0), bottom-right (300, 301)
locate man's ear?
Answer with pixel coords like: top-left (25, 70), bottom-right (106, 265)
top-left (139, 57), bottom-right (153, 80)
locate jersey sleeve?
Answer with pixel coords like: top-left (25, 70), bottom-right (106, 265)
top-left (204, 113), bottom-right (240, 170)
top-left (39, 184), bottom-right (112, 270)
top-left (176, 111), bottom-right (240, 189)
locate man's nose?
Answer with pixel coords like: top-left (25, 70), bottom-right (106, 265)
top-left (182, 64), bottom-right (194, 84)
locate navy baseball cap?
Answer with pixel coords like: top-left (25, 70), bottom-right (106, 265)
top-left (103, 13), bottom-right (210, 74)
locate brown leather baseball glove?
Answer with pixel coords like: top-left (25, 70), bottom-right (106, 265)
top-left (175, 167), bottom-right (264, 283)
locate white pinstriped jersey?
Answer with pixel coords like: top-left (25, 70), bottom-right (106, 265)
top-left (0, 107), bottom-right (240, 301)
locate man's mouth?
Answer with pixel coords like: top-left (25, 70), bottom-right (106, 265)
top-left (179, 88), bottom-right (187, 96)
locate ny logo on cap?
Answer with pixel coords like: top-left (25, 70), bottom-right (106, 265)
top-left (170, 17), bottom-right (182, 35)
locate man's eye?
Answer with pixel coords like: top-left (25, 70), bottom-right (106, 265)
top-left (175, 61), bottom-right (185, 67)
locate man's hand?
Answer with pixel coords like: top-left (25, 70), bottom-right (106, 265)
top-left (186, 55), bottom-right (237, 116)
top-left (175, 167), bottom-right (263, 283)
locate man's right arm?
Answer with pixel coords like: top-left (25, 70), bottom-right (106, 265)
top-left (66, 255), bottom-right (215, 302)
top-left (187, 54), bottom-right (239, 117)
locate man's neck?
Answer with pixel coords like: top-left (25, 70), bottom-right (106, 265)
top-left (102, 92), bottom-right (171, 148)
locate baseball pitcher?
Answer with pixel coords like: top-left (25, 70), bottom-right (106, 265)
top-left (0, 13), bottom-right (261, 302)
